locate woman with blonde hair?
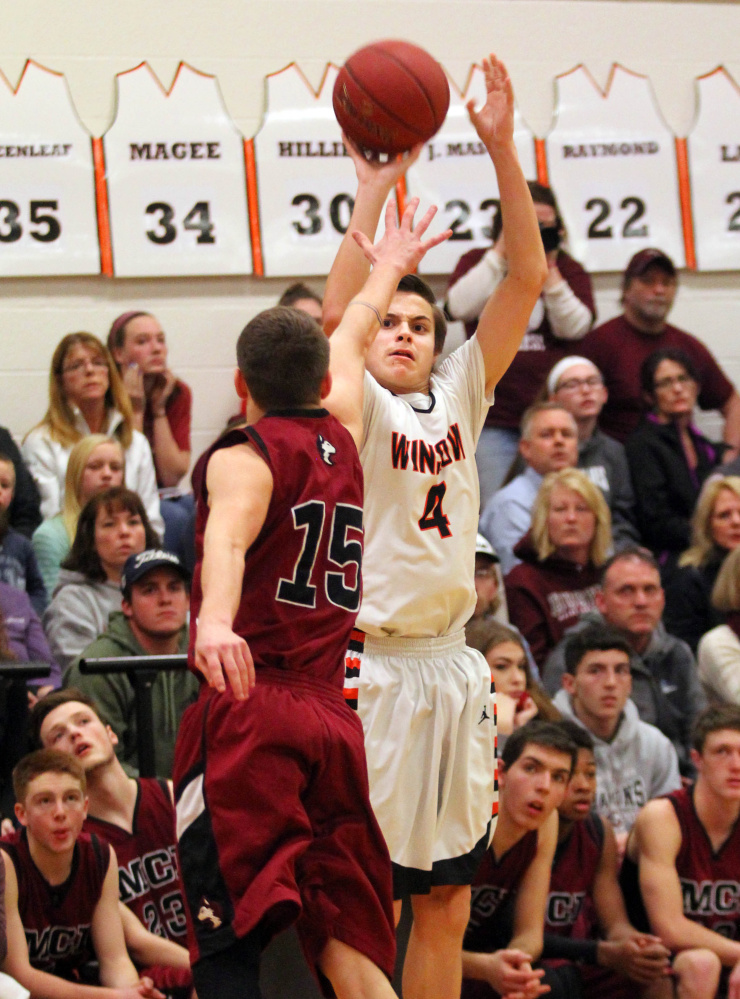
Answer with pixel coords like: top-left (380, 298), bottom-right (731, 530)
top-left (31, 434), bottom-right (125, 596)
top-left (663, 475), bottom-right (740, 652)
top-left (22, 332), bottom-right (162, 535)
top-left (505, 467), bottom-right (611, 667)
top-left (697, 546), bottom-right (740, 705)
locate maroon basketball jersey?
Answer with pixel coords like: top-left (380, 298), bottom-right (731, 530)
top-left (546, 813), bottom-right (604, 938)
top-left (670, 786), bottom-right (740, 939)
top-left (83, 778), bottom-right (186, 944)
top-left (1, 830), bottom-right (108, 977)
top-left (464, 830), bottom-right (538, 954)
top-left (191, 411), bottom-right (364, 687)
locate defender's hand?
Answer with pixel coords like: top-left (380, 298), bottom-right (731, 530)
top-left (195, 620), bottom-right (255, 700)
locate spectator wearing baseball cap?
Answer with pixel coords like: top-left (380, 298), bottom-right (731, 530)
top-left (580, 248), bottom-right (740, 453)
top-left (470, 534), bottom-right (543, 682)
top-left (64, 549), bottom-right (198, 777)
top-left (473, 533), bottom-right (504, 623)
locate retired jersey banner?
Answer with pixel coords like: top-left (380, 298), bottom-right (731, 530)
top-left (103, 63), bottom-right (252, 277)
top-left (406, 64), bottom-right (537, 276)
top-left (687, 68), bottom-right (740, 272)
top-left (545, 65), bottom-right (686, 272)
top-left (0, 61), bottom-right (99, 276)
top-left (253, 64), bottom-right (372, 277)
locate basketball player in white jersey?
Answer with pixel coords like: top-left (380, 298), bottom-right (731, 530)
top-left (322, 55), bottom-right (548, 999)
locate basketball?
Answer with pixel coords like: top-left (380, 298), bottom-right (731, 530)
top-left (333, 40), bottom-right (450, 156)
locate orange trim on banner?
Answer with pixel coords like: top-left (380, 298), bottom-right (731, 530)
top-left (395, 174), bottom-right (407, 217)
top-left (395, 174), bottom-right (411, 267)
top-left (244, 138), bottom-right (263, 277)
top-left (534, 138), bottom-right (549, 186)
top-left (92, 138), bottom-right (113, 276)
top-left (675, 137), bottom-right (696, 271)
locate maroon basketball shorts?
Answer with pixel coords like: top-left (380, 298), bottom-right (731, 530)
top-left (173, 669), bottom-right (396, 988)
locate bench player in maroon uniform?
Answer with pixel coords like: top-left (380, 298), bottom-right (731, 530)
top-left (1, 749), bottom-right (161, 999)
top-left (542, 721), bottom-right (668, 999)
top-left (29, 689), bottom-right (192, 997)
top-left (622, 705), bottom-right (740, 999)
top-left (172, 199), bottom-right (449, 999)
top-left (462, 720), bottom-right (576, 999)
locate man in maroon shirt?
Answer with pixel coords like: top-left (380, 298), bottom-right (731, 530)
top-left (581, 249), bottom-right (740, 453)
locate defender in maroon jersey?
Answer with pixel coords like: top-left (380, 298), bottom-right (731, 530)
top-left (623, 705), bottom-right (740, 999)
top-left (173, 200), bottom-right (449, 999)
top-left (462, 721), bottom-right (576, 999)
top-left (30, 688), bottom-right (192, 997)
top-left (0, 749), bottom-right (161, 999)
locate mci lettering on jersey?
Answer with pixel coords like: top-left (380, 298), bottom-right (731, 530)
top-left (26, 924), bottom-right (91, 966)
top-left (681, 879), bottom-right (740, 918)
top-left (547, 891), bottom-right (587, 926)
top-left (118, 845), bottom-right (179, 902)
top-left (468, 884), bottom-right (511, 928)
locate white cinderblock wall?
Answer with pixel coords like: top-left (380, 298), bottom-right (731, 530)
top-left (2, 0), bottom-right (740, 464)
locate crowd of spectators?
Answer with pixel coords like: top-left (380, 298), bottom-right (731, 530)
top-left (1, 199), bottom-right (740, 998)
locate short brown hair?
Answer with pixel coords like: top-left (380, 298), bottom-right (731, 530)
top-left (13, 748), bottom-right (86, 804)
top-left (62, 486), bottom-right (159, 583)
top-left (600, 546), bottom-right (660, 586)
top-left (28, 688), bottom-right (100, 751)
top-left (236, 307), bottom-right (329, 410)
top-left (396, 274), bottom-right (447, 354)
top-left (519, 401), bottom-right (575, 441)
top-left (693, 705), bottom-right (740, 754)
top-left (277, 283), bottom-right (322, 310)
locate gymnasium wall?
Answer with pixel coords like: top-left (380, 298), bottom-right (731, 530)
top-left (2, 0), bottom-right (739, 463)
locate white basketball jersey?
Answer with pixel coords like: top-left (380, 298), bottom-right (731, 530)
top-left (358, 335), bottom-right (492, 638)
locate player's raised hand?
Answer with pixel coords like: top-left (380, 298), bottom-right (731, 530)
top-left (467, 54), bottom-right (514, 150)
top-left (353, 196), bottom-right (451, 274)
top-left (195, 619), bottom-right (256, 701)
top-left (343, 132), bottom-right (424, 194)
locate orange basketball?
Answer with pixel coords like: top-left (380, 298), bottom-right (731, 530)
top-left (333, 40), bottom-right (450, 156)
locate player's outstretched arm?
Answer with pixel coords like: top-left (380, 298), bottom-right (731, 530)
top-left (119, 903), bottom-right (191, 971)
top-left (1, 851), bottom-right (164, 999)
top-left (509, 810), bottom-right (558, 964)
top-left (93, 846), bottom-right (145, 988)
top-left (322, 137), bottom-right (423, 336)
top-left (592, 819), bottom-right (670, 983)
top-left (196, 443), bottom-right (273, 699)
top-left (325, 196), bottom-right (451, 447)
top-left (468, 55), bottom-right (548, 393)
top-left (635, 799), bottom-right (740, 966)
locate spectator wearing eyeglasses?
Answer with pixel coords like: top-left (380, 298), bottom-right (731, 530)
top-left (22, 333), bottom-right (163, 538)
top-left (547, 356), bottom-right (640, 550)
top-left (625, 348), bottom-right (725, 566)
